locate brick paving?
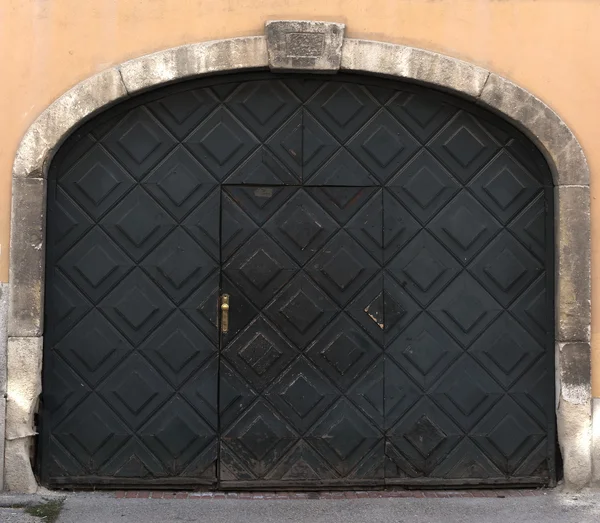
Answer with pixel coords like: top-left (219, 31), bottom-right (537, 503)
top-left (114, 489), bottom-right (545, 500)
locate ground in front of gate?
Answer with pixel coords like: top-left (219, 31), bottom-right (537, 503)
top-left (1, 489), bottom-right (599, 523)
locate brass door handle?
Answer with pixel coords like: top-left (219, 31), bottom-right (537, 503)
top-left (221, 294), bottom-right (230, 333)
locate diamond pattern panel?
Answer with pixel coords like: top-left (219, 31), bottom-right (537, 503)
top-left (470, 313), bottom-right (544, 389)
top-left (266, 357), bottom-right (339, 433)
top-left (98, 353), bottom-right (173, 429)
top-left (429, 111), bottom-right (501, 183)
top-left (347, 111), bottom-right (420, 183)
top-left (386, 90), bottom-right (457, 143)
top-left (102, 187), bottom-right (176, 262)
top-left (148, 88), bottom-right (219, 140)
top-left (430, 273), bottom-right (502, 348)
top-left (429, 191), bottom-right (502, 264)
top-left (60, 145), bottom-right (135, 220)
top-left (386, 231), bottom-right (461, 307)
top-left (469, 231), bottom-right (543, 307)
top-left (185, 107), bottom-right (259, 179)
top-left (140, 228), bottom-right (217, 303)
top-left (224, 230), bottom-right (298, 308)
top-left (386, 398), bottom-right (462, 475)
top-left (223, 317), bottom-right (298, 392)
top-left (386, 313), bottom-right (462, 389)
top-left (54, 310), bottom-right (132, 387)
top-left (102, 107), bottom-right (176, 179)
top-left (98, 269), bottom-right (175, 345)
top-left (143, 146), bottom-right (218, 220)
top-left (45, 77), bottom-right (551, 488)
top-left (468, 151), bottom-right (542, 223)
top-left (306, 314), bottom-right (382, 392)
top-left (307, 231), bottom-right (380, 307)
top-left (264, 190), bottom-right (338, 265)
top-left (471, 397), bottom-right (546, 474)
top-left (139, 396), bottom-right (216, 474)
top-left (141, 312), bottom-right (216, 388)
top-left (431, 356), bottom-right (503, 431)
top-left (306, 82), bottom-right (379, 142)
top-left (227, 80), bottom-right (301, 140)
top-left (306, 399), bottom-right (382, 477)
top-left (264, 273), bottom-right (338, 349)
top-left (387, 151), bottom-right (460, 224)
top-left (57, 227), bottom-right (134, 302)
top-left (53, 395), bottom-right (131, 473)
top-left (221, 399), bottom-right (297, 478)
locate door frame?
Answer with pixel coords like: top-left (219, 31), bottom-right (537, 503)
top-left (4, 21), bottom-right (592, 492)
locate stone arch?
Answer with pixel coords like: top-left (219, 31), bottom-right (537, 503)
top-left (5, 22), bottom-right (591, 491)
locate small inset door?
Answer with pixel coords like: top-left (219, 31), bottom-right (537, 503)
top-left (219, 186), bottom-right (386, 487)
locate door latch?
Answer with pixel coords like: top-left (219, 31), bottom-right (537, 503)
top-left (221, 294), bottom-right (230, 334)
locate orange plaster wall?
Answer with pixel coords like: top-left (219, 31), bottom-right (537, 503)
top-left (1, 0), bottom-right (598, 393)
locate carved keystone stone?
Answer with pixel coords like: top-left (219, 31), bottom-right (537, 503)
top-left (265, 20), bottom-right (345, 72)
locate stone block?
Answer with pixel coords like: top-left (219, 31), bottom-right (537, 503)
top-left (480, 74), bottom-right (589, 186)
top-left (119, 37), bottom-right (268, 95)
top-left (13, 68), bottom-right (127, 179)
top-left (5, 337), bottom-right (42, 441)
top-left (8, 179), bottom-right (47, 337)
top-left (0, 283), bottom-right (7, 394)
top-left (266, 20), bottom-right (344, 72)
top-left (593, 397), bottom-right (600, 485)
top-left (555, 186), bottom-right (591, 343)
top-left (341, 39), bottom-right (489, 99)
top-left (4, 438), bottom-right (37, 493)
top-left (557, 395), bottom-right (592, 490)
top-left (0, 396), bottom-right (5, 491)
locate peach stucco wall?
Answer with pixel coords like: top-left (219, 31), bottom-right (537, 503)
top-left (0, 0), bottom-right (598, 394)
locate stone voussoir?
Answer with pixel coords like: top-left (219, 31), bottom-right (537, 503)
top-left (12, 68), bottom-right (128, 179)
top-left (119, 36), bottom-right (269, 95)
top-left (479, 73), bottom-right (590, 186)
top-left (340, 39), bottom-right (490, 99)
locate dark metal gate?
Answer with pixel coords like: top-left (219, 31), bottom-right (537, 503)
top-left (41, 73), bottom-right (555, 488)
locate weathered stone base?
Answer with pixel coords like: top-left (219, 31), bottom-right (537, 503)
top-left (593, 398), bottom-right (600, 485)
top-left (4, 337), bottom-right (42, 493)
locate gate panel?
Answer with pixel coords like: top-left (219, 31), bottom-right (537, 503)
top-left (380, 96), bottom-right (551, 485)
top-left (42, 96), bottom-right (222, 486)
top-left (219, 186), bottom-right (385, 487)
